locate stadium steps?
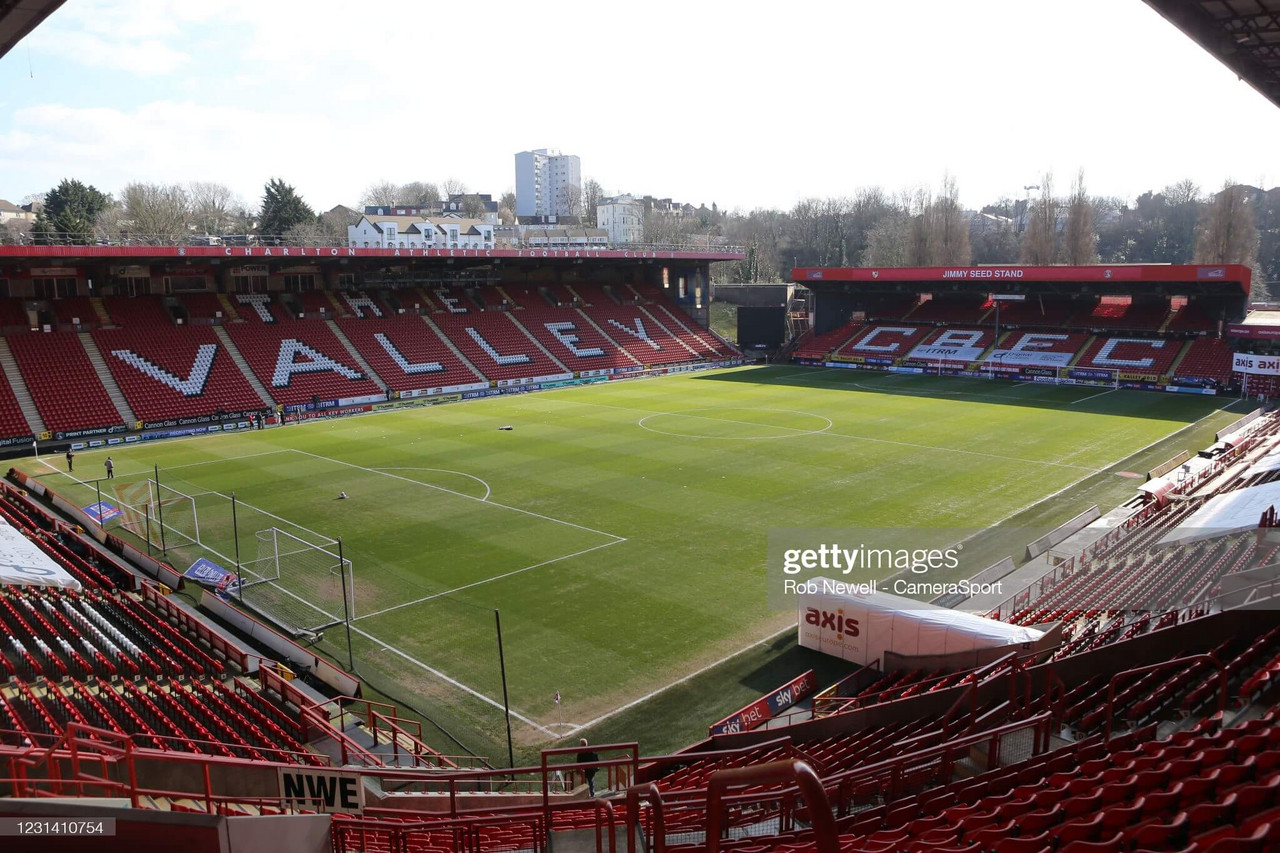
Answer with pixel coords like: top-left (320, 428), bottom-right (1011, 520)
top-left (77, 332), bottom-right (137, 426)
top-left (325, 319), bottom-right (389, 393)
top-left (419, 315), bottom-right (488, 382)
top-left (90, 297), bottom-right (114, 328)
top-left (503, 312), bottom-right (571, 373)
top-left (1164, 339), bottom-right (1195, 381)
top-left (212, 325), bottom-right (277, 408)
top-left (1068, 334), bottom-right (1096, 367)
top-left (1157, 305), bottom-right (1179, 334)
top-left (901, 299), bottom-right (924, 321)
top-left (565, 284), bottom-right (589, 306)
top-left (216, 293), bottom-right (242, 322)
top-left (0, 337), bottom-right (46, 435)
top-left (637, 306), bottom-right (702, 357)
top-left (970, 330), bottom-right (1011, 370)
top-left (573, 309), bottom-right (643, 367)
top-left (325, 291), bottom-right (351, 318)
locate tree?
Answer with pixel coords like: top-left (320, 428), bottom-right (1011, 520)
top-left (1021, 175), bottom-right (1057, 264)
top-left (188, 182), bottom-right (240, 235)
top-left (498, 190), bottom-right (517, 225)
top-left (1195, 181), bottom-right (1259, 267)
top-left (120, 182), bottom-right (191, 244)
top-left (398, 181), bottom-right (440, 205)
top-left (559, 184), bottom-right (583, 219)
top-left (33, 179), bottom-right (112, 244)
top-left (441, 178), bottom-right (467, 198)
top-left (360, 180), bottom-right (400, 208)
top-left (460, 193), bottom-right (487, 219)
top-left (581, 178), bottom-right (605, 227)
top-left (861, 211), bottom-right (913, 267)
top-left (1062, 169), bottom-right (1098, 265)
top-left (924, 174), bottom-right (970, 265)
top-left (258, 178), bottom-right (314, 241)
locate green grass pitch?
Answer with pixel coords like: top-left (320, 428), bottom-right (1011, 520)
top-left (17, 365), bottom-right (1251, 761)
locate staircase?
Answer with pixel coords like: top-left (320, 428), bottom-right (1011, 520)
top-left (326, 319), bottom-right (388, 393)
top-left (90, 297), bottom-right (114, 328)
top-left (575, 309), bottom-right (642, 366)
top-left (0, 338), bottom-right (45, 436)
top-left (325, 291), bottom-right (350, 318)
top-left (638, 306), bottom-right (702, 357)
top-left (421, 316), bottom-right (488, 382)
top-left (1164, 339), bottom-right (1195, 382)
top-left (971, 329), bottom-right (1012, 371)
top-left (1068, 335), bottom-right (1097, 368)
top-left (216, 293), bottom-right (241, 322)
top-left (504, 313), bottom-right (570, 373)
top-left (78, 333), bottom-right (137, 425)
top-left (565, 284), bottom-right (588, 305)
top-left (212, 325), bottom-right (276, 407)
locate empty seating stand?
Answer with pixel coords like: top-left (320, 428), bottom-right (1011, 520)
top-left (92, 326), bottom-right (264, 422)
top-left (1078, 335), bottom-right (1183, 377)
top-left (7, 332), bottom-right (121, 434)
top-left (835, 323), bottom-right (929, 360)
top-left (793, 324), bottom-right (863, 360)
top-left (515, 306), bottom-right (636, 371)
top-left (1075, 297), bottom-right (1169, 331)
top-left (1174, 337), bottom-right (1234, 387)
top-left (580, 303), bottom-right (696, 366)
top-left (224, 320), bottom-right (383, 406)
top-left (0, 370), bottom-right (32, 439)
top-left (336, 316), bottom-right (481, 393)
top-left (432, 312), bottom-right (566, 382)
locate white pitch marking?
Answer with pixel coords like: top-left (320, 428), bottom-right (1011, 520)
top-left (371, 467), bottom-right (492, 502)
top-left (290, 448), bottom-right (625, 543)
top-left (1070, 388), bottom-right (1120, 405)
top-left (353, 538), bottom-right (627, 622)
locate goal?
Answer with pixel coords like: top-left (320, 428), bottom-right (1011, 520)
top-left (236, 527), bottom-right (355, 635)
top-left (112, 479), bottom-right (200, 550)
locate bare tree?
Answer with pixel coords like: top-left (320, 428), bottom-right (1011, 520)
top-left (1164, 179), bottom-right (1201, 207)
top-left (441, 178), bottom-right (467, 198)
top-left (1020, 174), bottom-right (1057, 264)
top-left (559, 184), bottom-right (583, 219)
top-left (1195, 180), bottom-right (1259, 268)
top-left (582, 178), bottom-right (605, 227)
top-left (360, 180), bottom-right (400, 208)
top-left (924, 173), bottom-right (970, 265)
top-left (187, 182), bottom-right (239, 235)
top-left (398, 181), bottom-right (440, 205)
top-left (498, 190), bottom-right (517, 225)
top-left (121, 182), bottom-right (191, 243)
top-left (1062, 169), bottom-right (1098, 265)
top-left (861, 210), bottom-right (913, 267)
top-left (460, 193), bottom-right (487, 219)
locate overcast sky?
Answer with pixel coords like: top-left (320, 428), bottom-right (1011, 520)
top-left (1, 0), bottom-right (1277, 214)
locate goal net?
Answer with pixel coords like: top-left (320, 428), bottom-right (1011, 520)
top-left (113, 479), bottom-right (200, 551)
top-left (236, 527), bottom-right (355, 636)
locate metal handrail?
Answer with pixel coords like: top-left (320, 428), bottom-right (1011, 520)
top-left (705, 760), bottom-right (838, 853)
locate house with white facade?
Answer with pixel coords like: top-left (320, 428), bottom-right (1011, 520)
top-left (597, 194), bottom-right (644, 244)
top-left (348, 213), bottom-right (494, 250)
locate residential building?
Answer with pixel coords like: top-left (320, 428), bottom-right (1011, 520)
top-left (597, 194), bottom-right (644, 244)
top-left (348, 212), bottom-right (494, 250)
top-left (0, 199), bottom-right (35, 226)
top-left (514, 148), bottom-right (581, 218)
top-left (363, 194), bottom-right (498, 226)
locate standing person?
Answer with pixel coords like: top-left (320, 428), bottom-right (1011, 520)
top-left (576, 738), bottom-right (600, 797)
top-left (104, 457), bottom-right (114, 479)
top-left (65, 449), bottom-right (74, 472)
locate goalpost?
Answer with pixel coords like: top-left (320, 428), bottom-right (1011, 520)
top-left (113, 479), bottom-right (200, 551)
top-left (236, 527), bottom-right (356, 635)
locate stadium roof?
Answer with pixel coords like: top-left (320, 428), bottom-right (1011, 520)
top-left (793, 264), bottom-right (1252, 295)
top-left (1144, 0), bottom-right (1280, 110)
top-left (0, 0), bottom-right (63, 60)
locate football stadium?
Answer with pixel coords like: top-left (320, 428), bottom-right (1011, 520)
top-left (3, 1), bottom-right (1280, 851)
